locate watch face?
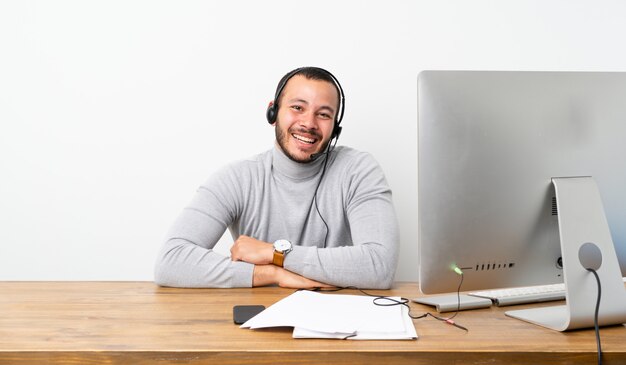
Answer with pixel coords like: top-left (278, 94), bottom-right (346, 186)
top-left (274, 239), bottom-right (291, 252)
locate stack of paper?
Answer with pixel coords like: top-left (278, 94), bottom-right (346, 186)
top-left (240, 290), bottom-right (417, 340)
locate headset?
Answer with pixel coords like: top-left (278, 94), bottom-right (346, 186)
top-left (266, 67), bottom-right (345, 140)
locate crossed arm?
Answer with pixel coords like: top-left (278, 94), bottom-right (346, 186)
top-left (155, 191), bottom-right (398, 289)
top-left (230, 235), bottom-right (329, 288)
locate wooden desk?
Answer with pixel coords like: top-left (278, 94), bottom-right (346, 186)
top-left (0, 282), bottom-right (625, 365)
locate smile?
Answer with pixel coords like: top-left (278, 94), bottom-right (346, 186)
top-left (292, 133), bottom-right (317, 144)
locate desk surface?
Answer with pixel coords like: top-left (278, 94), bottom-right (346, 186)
top-left (0, 281), bottom-right (625, 365)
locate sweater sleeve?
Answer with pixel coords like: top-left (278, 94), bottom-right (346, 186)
top-left (154, 165), bottom-right (254, 288)
top-left (284, 153), bottom-right (400, 289)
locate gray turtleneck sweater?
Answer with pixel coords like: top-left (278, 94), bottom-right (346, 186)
top-left (154, 145), bottom-right (399, 289)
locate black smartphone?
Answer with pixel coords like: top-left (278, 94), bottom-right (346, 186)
top-left (233, 305), bottom-right (266, 324)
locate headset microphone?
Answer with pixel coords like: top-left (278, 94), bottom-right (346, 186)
top-left (310, 132), bottom-right (339, 161)
top-left (310, 152), bottom-right (325, 161)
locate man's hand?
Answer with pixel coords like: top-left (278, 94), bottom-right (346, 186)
top-left (230, 235), bottom-right (273, 265)
top-left (253, 265), bottom-right (332, 289)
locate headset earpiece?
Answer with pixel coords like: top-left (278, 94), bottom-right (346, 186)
top-left (266, 101), bottom-right (278, 124)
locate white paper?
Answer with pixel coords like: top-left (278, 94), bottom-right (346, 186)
top-left (241, 290), bottom-right (417, 340)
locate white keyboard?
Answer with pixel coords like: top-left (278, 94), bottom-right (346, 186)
top-left (468, 277), bottom-right (626, 307)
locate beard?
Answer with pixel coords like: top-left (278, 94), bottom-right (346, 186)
top-left (275, 125), bottom-right (331, 163)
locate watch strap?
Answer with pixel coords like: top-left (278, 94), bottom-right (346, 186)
top-left (273, 250), bottom-right (285, 267)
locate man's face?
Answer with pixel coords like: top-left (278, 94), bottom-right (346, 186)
top-left (273, 75), bottom-right (339, 163)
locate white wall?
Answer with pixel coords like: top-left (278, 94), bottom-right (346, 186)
top-left (2, 0), bottom-right (626, 281)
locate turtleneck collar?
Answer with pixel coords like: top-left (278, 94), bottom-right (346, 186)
top-left (271, 142), bottom-right (326, 180)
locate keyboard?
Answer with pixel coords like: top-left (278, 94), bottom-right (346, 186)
top-left (468, 277), bottom-right (626, 307)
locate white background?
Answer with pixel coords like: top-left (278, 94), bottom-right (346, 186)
top-left (1, 0), bottom-right (625, 282)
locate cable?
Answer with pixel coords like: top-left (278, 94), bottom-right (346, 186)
top-left (448, 267), bottom-right (465, 321)
top-left (308, 271), bottom-right (469, 333)
top-left (587, 268), bottom-right (603, 365)
top-left (311, 137), bottom-right (339, 248)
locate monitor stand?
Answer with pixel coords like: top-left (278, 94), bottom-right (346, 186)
top-left (506, 177), bottom-right (626, 331)
top-left (413, 293), bottom-right (492, 313)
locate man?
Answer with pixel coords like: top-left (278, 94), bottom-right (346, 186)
top-left (154, 67), bottom-right (399, 289)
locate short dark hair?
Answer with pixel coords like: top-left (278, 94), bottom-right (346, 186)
top-left (274, 67), bottom-right (341, 110)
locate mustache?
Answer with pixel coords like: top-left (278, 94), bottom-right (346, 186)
top-left (290, 127), bottom-right (321, 139)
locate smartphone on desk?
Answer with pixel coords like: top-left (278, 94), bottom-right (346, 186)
top-left (233, 305), bottom-right (266, 324)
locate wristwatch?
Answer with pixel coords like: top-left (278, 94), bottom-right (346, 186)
top-left (272, 239), bottom-right (293, 267)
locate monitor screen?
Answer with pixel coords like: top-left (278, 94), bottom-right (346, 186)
top-left (418, 71), bottom-right (626, 296)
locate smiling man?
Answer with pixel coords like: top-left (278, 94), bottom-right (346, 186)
top-left (154, 67), bottom-right (399, 289)
top-left (272, 73), bottom-right (337, 163)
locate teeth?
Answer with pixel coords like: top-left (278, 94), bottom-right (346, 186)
top-left (292, 134), bottom-right (316, 144)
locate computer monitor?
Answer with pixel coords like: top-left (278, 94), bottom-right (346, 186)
top-left (417, 71), bottom-right (626, 331)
